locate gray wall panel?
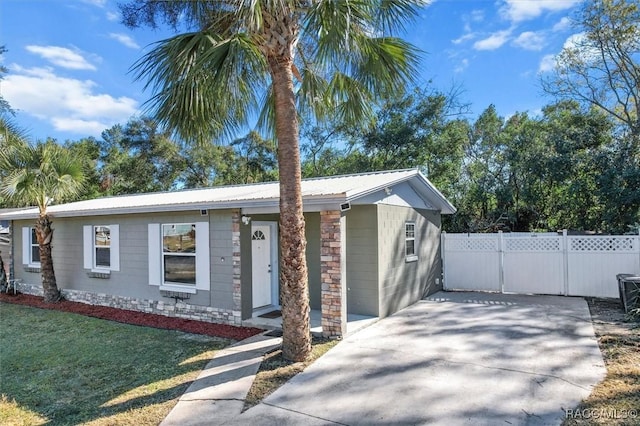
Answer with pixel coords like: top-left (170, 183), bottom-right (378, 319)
top-left (305, 213), bottom-right (321, 311)
top-left (377, 205), bottom-right (442, 317)
top-left (345, 205), bottom-right (379, 316)
top-left (12, 210), bottom-right (241, 308)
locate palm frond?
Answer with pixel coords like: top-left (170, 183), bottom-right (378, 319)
top-left (132, 31), bottom-right (268, 144)
top-left (304, 0), bottom-right (373, 70)
top-left (353, 36), bottom-right (421, 97)
top-left (0, 141), bottom-right (85, 213)
top-left (297, 62), bottom-right (330, 121)
top-left (325, 72), bottom-right (374, 126)
top-left (374, 0), bottom-right (424, 34)
top-left (256, 84), bottom-right (276, 138)
top-left (0, 115), bottom-right (29, 150)
top-left (125, 0), bottom-right (422, 139)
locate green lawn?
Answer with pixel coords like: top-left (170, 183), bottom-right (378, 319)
top-left (0, 302), bottom-right (229, 425)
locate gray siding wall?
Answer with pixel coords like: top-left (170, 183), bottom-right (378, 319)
top-left (377, 205), bottom-right (442, 317)
top-left (345, 205), bottom-right (379, 316)
top-left (239, 212), bottom-right (321, 319)
top-left (207, 212), bottom-right (237, 310)
top-left (13, 210), bottom-right (237, 309)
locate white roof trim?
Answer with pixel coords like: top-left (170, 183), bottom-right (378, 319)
top-left (0, 169), bottom-right (456, 220)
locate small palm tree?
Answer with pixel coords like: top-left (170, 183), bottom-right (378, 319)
top-left (0, 139), bottom-right (86, 302)
top-left (121, 0), bottom-right (422, 361)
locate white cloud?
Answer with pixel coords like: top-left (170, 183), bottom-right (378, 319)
top-left (106, 11), bottom-right (120, 22)
top-left (452, 32), bottom-right (476, 45)
top-left (538, 54), bottom-right (557, 72)
top-left (563, 32), bottom-right (586, 49)
top-left (470, 9), bottom-right (484, 22)
top-left (109, 33), bottom-right (140, 49)
top-left (453, 9), bottom-right (485, 45)
top-left (3, 66), bottom-right (138, 136)
top-left (553, 16), bottom-right (572, 32)
top-left (499, 0), bottom-right (581, 23)
top-left (512, 31), bottom-right (546, 51)
top-left (454, 58), bottom-right (469, 73)
top-left (80, 0), bottom-right (107, 7)
top-left (473, 30), bottom-right (512, 51)
top-left (25, 45), bottom-right (96, 70)
top-left (51, 118), bottom-right (109, 135)
top-left (559, 32), bottom-right (600, 64)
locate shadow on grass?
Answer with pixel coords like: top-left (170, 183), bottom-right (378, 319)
top-left (0, 302), bottom-right (235, 425)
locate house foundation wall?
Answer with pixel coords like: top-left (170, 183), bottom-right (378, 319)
top-left (15, 282), bottom-right (243, 326)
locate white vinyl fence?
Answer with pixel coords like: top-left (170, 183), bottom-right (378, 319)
top-left (442, 232), bottom-right (640, 298)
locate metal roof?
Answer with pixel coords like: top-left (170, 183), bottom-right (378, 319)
top-left (0, 169), bottom-right (456, 219)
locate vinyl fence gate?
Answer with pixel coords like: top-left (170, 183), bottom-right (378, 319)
top-left (441, 231), bottom-right (640, 298)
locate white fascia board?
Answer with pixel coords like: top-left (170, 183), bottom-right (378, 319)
top-left (408, 177), bottom-right (457, 214)
top-left (242, 197), bottom-right (347, 214)
top-left (0, 210), bottom-right (39, 220)
top-left (0, 196), bottom-right (349, 220)
top-left (343, 173), bottom-right (418, 202)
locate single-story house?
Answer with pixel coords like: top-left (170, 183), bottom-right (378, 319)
top-left (0, 169), bottom-right (455, 337)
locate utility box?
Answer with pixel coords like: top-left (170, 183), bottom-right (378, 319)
top-left (616, 273), bottom-right (640, 313)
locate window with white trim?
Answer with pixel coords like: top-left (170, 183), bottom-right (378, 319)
top-left (30, 228), bottom-right (40, 264)
top-left (94, 226), bottom-right (111, 268)
top-left (148, 222), bottom-right (209, 292)
top-left (405, 222), bottom-right (418, 261)
top-left (21, 227), bottom-right (41, 267)
top-left (83, 224), bottom-right (120, 272)
top-left (162, 224), bottom-right (196, 285)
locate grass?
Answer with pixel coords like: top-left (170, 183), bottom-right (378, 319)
top-left (0, 302), bottom-right (229, 425)
top-left (563, 298), bottom-right (640, 425)
top-left (243, 336), bottom-right (338, 411)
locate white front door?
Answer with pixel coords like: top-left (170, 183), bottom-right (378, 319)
top-left (252, 224), bottom-right (272, 308)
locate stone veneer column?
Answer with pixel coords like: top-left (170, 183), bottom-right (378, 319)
top-left (321, 210), bottom-right (347, 338)
top-left (231, 209), bottom-right (242, 314)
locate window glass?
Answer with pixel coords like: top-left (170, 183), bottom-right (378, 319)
top-left (405, 222), bottom-right (416, 258)
top-left (163, 224), bottom-right (196, 253)
top-left (406, 239), bottom-right (415, 256)
top-left (164, 255), bottom-right (196, 284)
top-left (94, 226), bottom-right (111, 268)
top-left (31, 228), bottom-right (40, 263)
top-left (162, 224), bottom-right (196, 285)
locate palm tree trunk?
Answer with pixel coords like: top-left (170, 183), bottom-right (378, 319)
top-left (269, 56), bottom-right (311, 362)
top-left (36, 215), bottom-right (62, 302)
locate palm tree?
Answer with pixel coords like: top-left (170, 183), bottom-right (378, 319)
top-left (0, 140), bottom-right (86, 302)
top-left (121, 0), bottom-right (422, 361)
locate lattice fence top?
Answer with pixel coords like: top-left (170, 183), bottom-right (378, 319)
top-left (446, 237), bottom-right (498, 251)
top-left (504, 237), bottom-right (560, 252)
top-left (570, 236), bottom-right (637, 252)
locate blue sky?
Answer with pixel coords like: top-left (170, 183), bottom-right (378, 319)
top-left (1, 0), bottom-right (583, 143)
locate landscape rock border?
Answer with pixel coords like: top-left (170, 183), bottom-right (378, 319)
top-left (0, 292), bottom-right (263, 341)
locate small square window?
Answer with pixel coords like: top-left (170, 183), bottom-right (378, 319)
top-left (83, 224), bottom-right (119, 273)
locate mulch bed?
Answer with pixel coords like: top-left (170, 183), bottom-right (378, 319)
top-left (0, 292), bottom-right (263, 341)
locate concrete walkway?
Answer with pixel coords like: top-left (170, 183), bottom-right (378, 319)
top-left (161, 332), bottom-right (282, 426)
top-left (222, 292), bottom-right (606, 425)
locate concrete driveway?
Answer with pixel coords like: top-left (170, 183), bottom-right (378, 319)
top-left (226, 291), bottom-right (605, 425)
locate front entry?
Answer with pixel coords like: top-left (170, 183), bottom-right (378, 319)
top-left (251, 223), bottom-right (277, 309)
